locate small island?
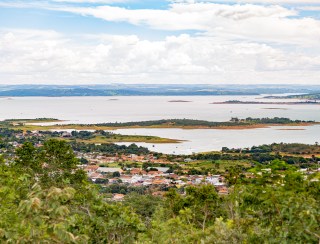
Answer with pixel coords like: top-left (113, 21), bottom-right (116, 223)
top-left (168, 100), bottom-right (192, 103)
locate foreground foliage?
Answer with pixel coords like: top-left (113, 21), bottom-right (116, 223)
top-left (0, 139), bottom-right (319, 243)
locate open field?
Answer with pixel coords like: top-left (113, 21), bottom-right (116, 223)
top-left (70, 135), bottom-right (183, 144)
top-left (183, 160), bottom-right (252, 173)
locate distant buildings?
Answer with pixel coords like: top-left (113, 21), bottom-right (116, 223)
top-left (82, 154), bottom-right (228, 196)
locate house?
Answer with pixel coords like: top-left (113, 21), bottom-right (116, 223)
top-left (152, 191), bottom-right (165, 196)
top-left (61, 132), bottom-right (72, 138)
top-left (130, 175), bottom-right (144, 183)
top-left (206, 175), bottom-right (224, 186)
top-left (129, 154), bottom-right (138, 159)
top-left (147, 171), bottom-right (162, 176)
top-left (84, 165), bottom-right (99, 173)
top-left (112, 194), bottom-right (125, 201)
top-left (130, 168), bottom-right (147, 175)
top-left (216, 186), bottom-right (229, 195)
top-left (167, 174), bottom-right (179, 179)
top-left (89, 172), bottom-right (105, 180)
top-left (173, 180), bottom-right (186, 186)
top-left (108, 178), bottom-right (118, 184)
top-left (120, 175), bottom-right (132, 183)
top-left (142, 179), bottom-right (153, 186)
top-left (193, 176), bottom-right (205, 184)
top-left (152, 179), bottom-right (169, 185)
top-left (15, 133), bottom-right (25, 139)
top-left (104, 156), bottom-right (119, 163)
top-left (184, 158), bottom-right (193, 163)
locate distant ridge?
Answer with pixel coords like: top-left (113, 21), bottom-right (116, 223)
top-left (0, 84), bottom-right (320, 96)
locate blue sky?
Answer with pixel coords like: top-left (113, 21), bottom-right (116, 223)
top-left (0, 0), bottom-right (320, 84)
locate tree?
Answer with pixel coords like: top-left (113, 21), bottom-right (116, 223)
top-left (184, 185), bottom-right (220, 231)
top-left (0, 158), bottom-right (145, 243)
top-left (15, 139), bottom-right (87, 188)
top-left (15, 142), bottom-right (41, 174)
top-left (124, 193), bottom-right (163, 223)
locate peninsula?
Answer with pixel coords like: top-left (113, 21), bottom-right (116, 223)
top-left (3, 117), bottom-right (318, 133)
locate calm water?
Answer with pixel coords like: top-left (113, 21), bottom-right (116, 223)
top-left (115, 125), bottom-right (320, 154)
top-left (1, 95), bottom-right (319, 154)
top-left (0, 95), bottom-right (320, 123)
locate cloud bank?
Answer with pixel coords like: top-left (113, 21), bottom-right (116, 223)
top-left (0, 1), bottom-right (319, 84)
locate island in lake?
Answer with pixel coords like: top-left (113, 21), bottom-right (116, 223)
top-left (168, 100), bottom-right (192, 103)
top-left (3, 117), bottom-right (318, 134)
top-left (264, 93), bottom-right (320, 100)
top-left (211, 100), bottom-right (320, 105)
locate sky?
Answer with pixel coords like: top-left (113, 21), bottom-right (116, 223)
top-left (0, 0), bottom-right (320, 85)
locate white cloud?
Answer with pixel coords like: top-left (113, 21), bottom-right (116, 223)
top-left (52, 3), bottom-right (320, 46)
top-left (52, 0), bottom-right (132, 3)
top-left (172, 0), bottom-right (320, 4)
top-left (0, 29), bottom-right (319, 84)
top-left (61, 3), bottom-right (297, 27)
top-left (1, 1), bottom-right (319, 46)
top-left (0, 1), bottom-right (319, 84)
top-left (298, 6), bottom-right (320, 11)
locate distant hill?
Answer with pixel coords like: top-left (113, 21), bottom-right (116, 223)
top-left (0, 84), bottom-right (320, 97)
top-left (0, 88), bottom-right (258, 96)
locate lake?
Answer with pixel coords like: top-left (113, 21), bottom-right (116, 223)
top-left (114, 125), bottom-right (320, 154)
top-left (1, 95), bottom-right (319, 154)
top-left (1, 95), bottom-right (320, 123)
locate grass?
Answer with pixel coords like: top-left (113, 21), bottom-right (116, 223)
top-left (183, 160), bottom-right (252, 172)
top-left (0, 119), bottom-right (182, 144)
top-left (74, 135), bottom-right (183, 144)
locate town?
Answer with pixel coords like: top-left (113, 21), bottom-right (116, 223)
top-left (2, 126), bottom-right (319, 202)
top-left (80, 152), bottom-right (228, 201)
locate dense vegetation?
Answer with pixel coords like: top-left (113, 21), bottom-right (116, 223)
top-left (73, 117), bottom-right (315, 128)
top-left (0, 139), bottom-right (319, 243)
top-left (265, 93), bottom-right (320, 100)
top-left (70, 141), bottom-right (150, 155)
